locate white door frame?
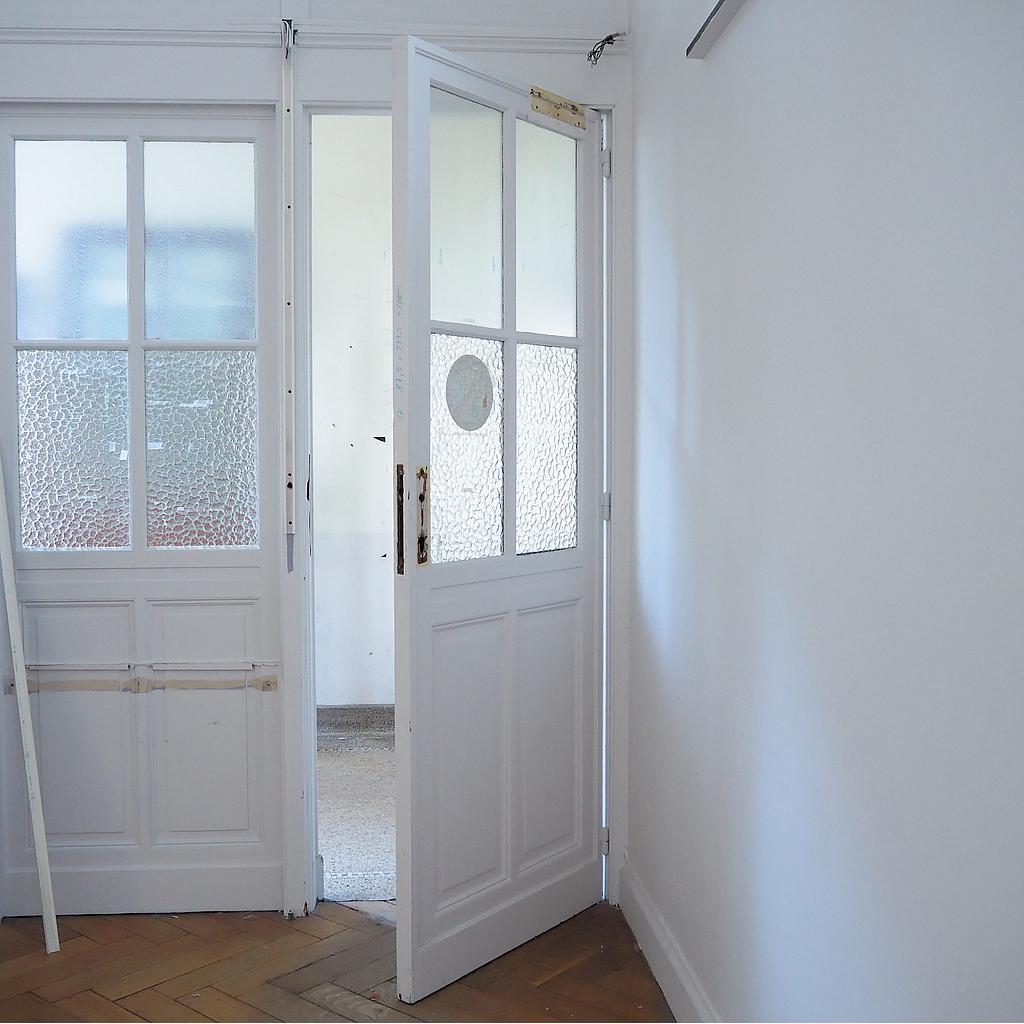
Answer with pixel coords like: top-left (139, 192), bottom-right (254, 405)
top-left (288, 40), bottom-right (634, 920)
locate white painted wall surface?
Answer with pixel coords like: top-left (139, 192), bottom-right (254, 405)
top-left (626, 1), bottom-right (1024, 1020)
top-left (0, 0), bottom-right (627, 36)
top-left (312, 115), bottom-right (394, 707)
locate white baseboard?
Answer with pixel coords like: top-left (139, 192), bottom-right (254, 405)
top-left (1, 863), bottom-right (283, 917)
top-left (619, 859), bottom-right (720, 1023)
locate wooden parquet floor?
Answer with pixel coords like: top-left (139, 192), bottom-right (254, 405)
top-left (0, 901), bottom-right (673, 1022)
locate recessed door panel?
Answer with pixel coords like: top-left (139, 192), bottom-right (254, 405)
top-left (516, 601), bottom-right (580, 867)
top-left (38, 691), bottom-right (132, 840)
top-left (433, 615), bottom-right (507, 905)
top-left (150, 600), bottom-right (256, 663)
top-left (157, 688), bottom-right (251, 837)
top-left (22, 602), bottom-right (133, 665)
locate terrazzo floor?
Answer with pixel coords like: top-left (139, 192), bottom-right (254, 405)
top-left (317, 706), bottom-right (396, 902)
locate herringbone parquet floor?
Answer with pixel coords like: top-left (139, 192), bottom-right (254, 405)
top-left (0, 901), bottom-right (673, 1022)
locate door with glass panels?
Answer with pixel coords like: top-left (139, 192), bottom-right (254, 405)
top-left (0, 111), bottom-right (282, 913)
top-left (392, 39), bottom-right (602, 1000)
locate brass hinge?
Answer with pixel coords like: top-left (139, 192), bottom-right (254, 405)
top-left (530, 86), bottom-right (586, 130)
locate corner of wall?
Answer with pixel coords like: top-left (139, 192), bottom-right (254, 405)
top-left (619, 858), bottom-right (719, 1023)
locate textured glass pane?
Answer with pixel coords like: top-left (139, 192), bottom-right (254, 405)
top-left (16, 141), bottom-right (127, 340)
top-left (430, 333), bottom-right (503, 562)
top-left (516, 122), bottom-right (576, 337)
top-left (146, 350), bottom-right (258, 548)
top-left (145, 142), bottom-right (256, 340)
top-left (17, 349), bottom-right (130, 550)
top-left (430, 89), bottom-right (502, 328)
top-left (516, 344), bottom-right (577, 554)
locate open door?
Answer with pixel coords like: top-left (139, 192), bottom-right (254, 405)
top-left (392, 37), bottom-right (603, 1001)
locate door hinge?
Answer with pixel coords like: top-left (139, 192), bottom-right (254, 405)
top-left (600, 826), bottom-right (610, 856)
top-left (601, 146), bottom-right (612, 178)
top-left (531, 86), bottom-right (587, 129)
top-left (600, 490), bottom-right (612, 522)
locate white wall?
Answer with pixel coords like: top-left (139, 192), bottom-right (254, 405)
top-left (0, 0), bottom-right (627, 36)
top-left (625, 1), bottom-right (1024, 1020)
top-left (312, 115), bottom-right (394, 707)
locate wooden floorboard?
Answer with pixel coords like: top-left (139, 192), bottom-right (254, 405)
top-left (0, 901), bottom-right (673, 1022)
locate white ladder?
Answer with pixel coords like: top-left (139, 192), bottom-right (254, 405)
top-left (0, 448), bottom-right (58, 953)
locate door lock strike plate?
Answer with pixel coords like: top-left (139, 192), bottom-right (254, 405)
top-left (416, 466), bottom-right (430, 565)
top-left (396, 463), bottom-right (406, 575)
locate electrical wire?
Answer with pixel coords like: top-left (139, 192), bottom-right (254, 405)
top-left (587, 31), bottom-right (625, 67)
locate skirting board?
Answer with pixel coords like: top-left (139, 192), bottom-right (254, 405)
top-left (619, 860), bottom-right (719, 1023)
top-left (1, 863), bottom-right (283, 917)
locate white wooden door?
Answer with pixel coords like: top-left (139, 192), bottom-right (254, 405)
top-left (392, 38), bottom-right (603, 1001)
top-left (0, 108), bottom-right (283, 914)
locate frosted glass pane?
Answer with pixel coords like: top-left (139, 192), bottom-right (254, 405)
top-left (15, 141), bottom-right (127, 340)
top-left (430, 89), bottom-right (502, 328)
top-left (516, 344), bottom-right (577, 554)
top-left (516, 122), bottom-right (576, 337)
top-left (430, 333), bottom-right (503, 562)
top-left (17, 349), bottom-right (130, 550)
top-left (146, 350), bottom-right (258, 548)
top-left (145, 142), bottom-right (256, 340)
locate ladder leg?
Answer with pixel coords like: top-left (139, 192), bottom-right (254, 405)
top-left (0, 450), bottom-right (58, 953)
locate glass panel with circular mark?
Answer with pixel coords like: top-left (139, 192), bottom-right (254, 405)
top-left (15, 141), bottom-right (128, 341)
top-left (145, 349), bottom-right (259, 548)
top-left (516, 343), bottom-right (578, 554)
top-left (430, 89), bottom-right (503, 329)
top-left (144, 142), bottom-right (256, 341)
top-left (446, 354), bottom-right (495, 431)
top-left (430, 333), bottom-right (503, 562)
top-left (516, 121), bottom-right (576, 338)
top-left (17, 349), bottom-right (130, 550)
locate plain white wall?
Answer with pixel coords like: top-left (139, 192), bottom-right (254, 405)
top-left (311, 114), bottom-right (394, 707)
top-left (626, 1), bottom-right (1024, 1020)
top-left (0, 0), bottom-right (627, 35)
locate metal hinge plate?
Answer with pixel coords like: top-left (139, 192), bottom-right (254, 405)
top-left (531, 86), bottom-right (586, 129)
top-left (601, 491), bottom-right (612, 522)
top-left (601, 147), bottom-right (612, 178)
top-left (600, 826), bottom-right (610, 856)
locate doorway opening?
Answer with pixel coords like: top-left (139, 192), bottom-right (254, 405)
top-left (310, 111), bottom-right (396, 911)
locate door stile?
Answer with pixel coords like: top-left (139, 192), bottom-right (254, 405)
top-left (391, 34), bottom-right (423, 999)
